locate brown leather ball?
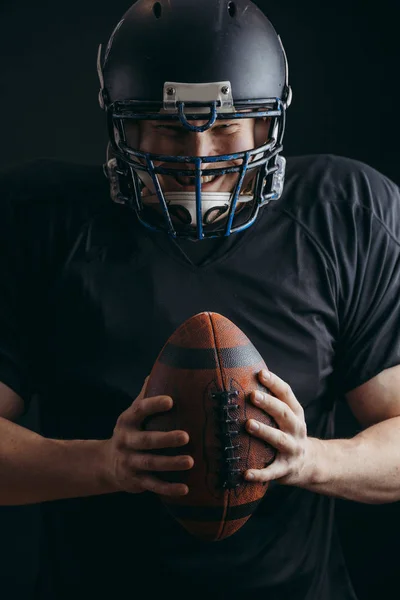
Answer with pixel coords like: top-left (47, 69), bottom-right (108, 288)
top-left (143, 312), bottom-right (277, 541)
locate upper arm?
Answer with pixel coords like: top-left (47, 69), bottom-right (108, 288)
top-left (345, 364), bottom-right (400, 429)
top-left (0, 381), bottom-right (25, 421)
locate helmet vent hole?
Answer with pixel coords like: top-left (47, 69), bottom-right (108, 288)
top-left (153, 2), bottom-right (162, 19)
top-left (228, 1), bottom-right (237, 17)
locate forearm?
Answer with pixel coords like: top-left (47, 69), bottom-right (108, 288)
top-left (0, 417), bottom-right (116, 506)
top-left (302, 416), bottom-right (400, 504)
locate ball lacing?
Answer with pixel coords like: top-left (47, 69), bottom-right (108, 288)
top-left (212, 390), bottom-right (242, 489)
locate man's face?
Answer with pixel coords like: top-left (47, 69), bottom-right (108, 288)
top-left (124, 116), bottom-right (270, 196)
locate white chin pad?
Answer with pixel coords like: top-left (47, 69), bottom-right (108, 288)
top-left (143, 192), bottom-right (253, 226)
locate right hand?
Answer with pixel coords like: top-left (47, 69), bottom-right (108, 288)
top-left (102, 379), bottom-right (193, 497)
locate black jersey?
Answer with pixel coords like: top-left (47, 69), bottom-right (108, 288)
top-left (1, 154), bottom-right (399, 600)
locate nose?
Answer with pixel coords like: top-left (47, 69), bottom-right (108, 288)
top-left (183, 131), bottom-right (215, 158)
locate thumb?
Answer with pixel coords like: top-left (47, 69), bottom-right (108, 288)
top-left (137, 375), bottom-right (150, 400)
top-left (121, 376), bottom-right (151, 423)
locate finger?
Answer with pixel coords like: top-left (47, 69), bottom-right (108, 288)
top-left (251, 390), bottom-right (298, 433)
top-left (130, 452), bottom-right (194, 473)
top-left (138, 376), bottom-right (150, 400)
top-left (123, 395), bottom-right (173, 426)
top-left (122, 430), bottom-right (190, 451)
top-left (135, 474), bottom-right (189, 497)
top-left (245, 460), bottom-right (291, 483)
top-left (246, 419), bottom-right (297, 454)
top-left (258, 370), bottom-right (304, 419)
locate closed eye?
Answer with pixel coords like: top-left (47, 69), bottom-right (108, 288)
top-left (154, 123), bottom-right (239, 132)
top-left (156, 125), bottom-right (181, 132)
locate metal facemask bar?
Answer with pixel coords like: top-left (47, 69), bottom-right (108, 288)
top-left (103, 80), bottom-right (287, 239)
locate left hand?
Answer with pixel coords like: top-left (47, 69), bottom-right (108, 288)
top-left (245, 369), bottom-right (315, 486)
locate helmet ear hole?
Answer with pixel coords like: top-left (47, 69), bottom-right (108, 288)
top-left (153, 2), bottom-right (162, 19)
top-left (227, 1), bottom-right (236, 18)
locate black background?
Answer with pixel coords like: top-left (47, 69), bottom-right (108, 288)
top-left (0, 0), bottom-right (399, 598)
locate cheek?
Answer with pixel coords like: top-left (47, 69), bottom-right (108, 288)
top-left (140, 135), bottom-right (185, 161)
top-left (214, 131), bottom-right (256, 156)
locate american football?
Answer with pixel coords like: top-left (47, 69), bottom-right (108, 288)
top-left (143, 311), bottom-right (277, 541)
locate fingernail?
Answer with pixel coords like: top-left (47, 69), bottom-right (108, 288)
top-left (246, 472), bottom-right (255, 480)
top-left (249, 420), bottom-right (259, 432)
top-left (262, 369), bottom-right (271, 380)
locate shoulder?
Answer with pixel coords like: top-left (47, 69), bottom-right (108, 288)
top-left (283, 154), bottom-right (400, 243)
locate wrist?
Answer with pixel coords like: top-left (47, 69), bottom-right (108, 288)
top-left (300, 436), bottom-right (357, 490)
top-left (91, 439), bottom-right (121, 494)
top-left (50, 438), bottom-right (120, 497)
top-left (301, 437), bottom-right (325, 487)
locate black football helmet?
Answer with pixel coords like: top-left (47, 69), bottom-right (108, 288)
top-left (97, 0), bottom-right (292, 240)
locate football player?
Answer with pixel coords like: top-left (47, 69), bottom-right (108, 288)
top-left (0, 1), bottom-right (399, 599)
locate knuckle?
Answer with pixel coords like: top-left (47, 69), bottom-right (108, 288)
top-left (137, 433), bottom-right (152, 450)
top-left (277, 432), bottom-right (287, 448)
top-left (114, 437), bottom-right (125, 452)
top-left (129, 402), bottom-right (142, 420)
top-left (118, 407), bottom-right (129, 422)
top-left (114, 431), bottom-right (128, 451)
top-left (118, 451), bottom-right (130, 469)
top-left (114, 416), bottom-right (125, 433)
top-left (159, 483), bottom-right (171, 495)
top-left (283, 384), bottom-right (293, 399)
top-left (262, 392), bottom-right (270, 405)
top-left (124, 430), bottom-right (137, 448)
top-left (280, 408), bottom-right (289, 422)
top-left (140, 455), bottom-right (153, 471)
top-left (299, 422), bottom-right (307, 437)
top-left (144, 479), bottom-right (158, 493)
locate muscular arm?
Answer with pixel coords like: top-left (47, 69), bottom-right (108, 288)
top-left (303, 366), bottom-right (400, 504)
top-left (304, 416), bottom-right (400, 504)
top-left (0, 415), bottom-right (114, 505)
top-left (246, 367), bottom-right (400, 504)
top-left (0, 384), bottom-right (114, 505)
top-left (0, 380), bottom-right (191, 505)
